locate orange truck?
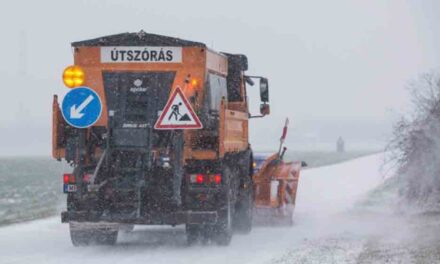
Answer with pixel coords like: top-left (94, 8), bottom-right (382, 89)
top-left (52, 31), bottom-right (270, 246)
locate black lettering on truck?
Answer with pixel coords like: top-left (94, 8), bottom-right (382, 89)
top-left (166, 50), bottom-right (173, 61)
top-left (120, 50), bottom-right (126, 61)
top-left (142, 50), bottom-right (149, 61)
top-left (150, 50), bottom-right (157, 61)
top-left (158, 49), bottom-right (165, 61)
top-left (134, 50), bottom-right (141, 61)
top-left (127, 50), bottom-right (134, 61)
top-left (111, 49), bottom-right (119, 61)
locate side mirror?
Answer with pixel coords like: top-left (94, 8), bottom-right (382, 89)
top-left (260, 103), bottom-right (270, 116)
top-left (260, 78), bottom-right (269, 103)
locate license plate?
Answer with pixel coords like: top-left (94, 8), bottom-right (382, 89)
top-left (63, 184), bottom-right (77, 193)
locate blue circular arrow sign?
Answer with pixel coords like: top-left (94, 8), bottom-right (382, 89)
top-left (61, 87), bottom-right (102, 129)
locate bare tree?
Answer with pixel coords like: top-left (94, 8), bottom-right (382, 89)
top-left (388, 72), bottom-right (440, 211)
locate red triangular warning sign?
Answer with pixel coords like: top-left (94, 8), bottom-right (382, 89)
top-left (154, 86), bottom-right (203, 130)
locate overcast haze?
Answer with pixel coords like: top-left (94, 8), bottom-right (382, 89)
top-left (0, 0), bottom-right (439, 155)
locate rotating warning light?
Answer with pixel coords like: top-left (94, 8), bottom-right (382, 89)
top-left (191, 78), bottom-right (198, 87)
top-left (63, 65), bottom-right (85, 88)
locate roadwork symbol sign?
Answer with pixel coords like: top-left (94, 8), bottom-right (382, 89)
top-left (61, 87), bottom-right (102, 129)
top-left (154, 86), bottom-right (203, 130)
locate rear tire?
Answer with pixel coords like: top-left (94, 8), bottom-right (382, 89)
top-left (233, 188), bottom-right (253, 234)
top-left (69, 223), bottom-right (118, 246)
top-left (233, 152), bottom-right (253, 234)
top-left (212, 188), bottom-right (233, 246)
top-left (95, 228), bottom-right (118, 245)
top-left (186, 224), bottom-right (201, 245)
top-left (70, 223), bottom-right (93, 246)
top-left (186, 224), bottom-right (211, 245)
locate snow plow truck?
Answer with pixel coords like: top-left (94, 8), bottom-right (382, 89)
top-left (52, 31), bottom-right (271, 246)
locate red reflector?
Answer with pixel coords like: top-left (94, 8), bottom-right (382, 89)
top-left (196, 174), bottom-right (204, 184)
top-left (63, 173), bottom-right (75, 184)
top-left (214, 174), bottom-right (221, 184)
top-left (63, 174), bottom-right (69, 184)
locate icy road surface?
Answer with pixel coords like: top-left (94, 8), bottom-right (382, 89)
top-left (2, 154), bottom-right (437, 264)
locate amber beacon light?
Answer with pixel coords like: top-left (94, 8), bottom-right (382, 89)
top-left (63, 65), bottom-right (85, 88)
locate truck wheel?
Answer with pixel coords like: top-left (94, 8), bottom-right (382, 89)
top-left (95, 228), bottom-right (118, 245)
top-left (186, 225), bottom-right (211, 245)
top-left (70, 223), bottom-right (93, 246)
top-left (233, 153), bottom-right (253, 234)
top-left (186, 224), bottom-right (201, 245)
top-left (69, 223), bottom-right (118, 246)
top-left (212, 190), bottom-right (233, 246)
top-left (233, 188), bottom-right (253, 234)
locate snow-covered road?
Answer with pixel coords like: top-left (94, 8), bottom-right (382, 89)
top-left (1, 154), bottom-right (404, 264)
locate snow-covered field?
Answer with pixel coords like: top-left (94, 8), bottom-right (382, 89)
top-left (1, 153), bottom-right (438, 264)
top-left (0, 157), bottom-right (68, 225)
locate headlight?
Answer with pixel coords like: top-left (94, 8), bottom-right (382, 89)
top-left (63, 65), bottom-right (85, 88)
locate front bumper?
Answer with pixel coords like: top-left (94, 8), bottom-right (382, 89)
top-left (61, 210), bottom-right (218, 225)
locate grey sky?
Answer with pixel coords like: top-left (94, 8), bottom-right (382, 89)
top-left (0, 0), bottom-right (439, 155)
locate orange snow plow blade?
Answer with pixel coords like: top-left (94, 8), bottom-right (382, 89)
top-left (253, 153), bottom-right (302, 225)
